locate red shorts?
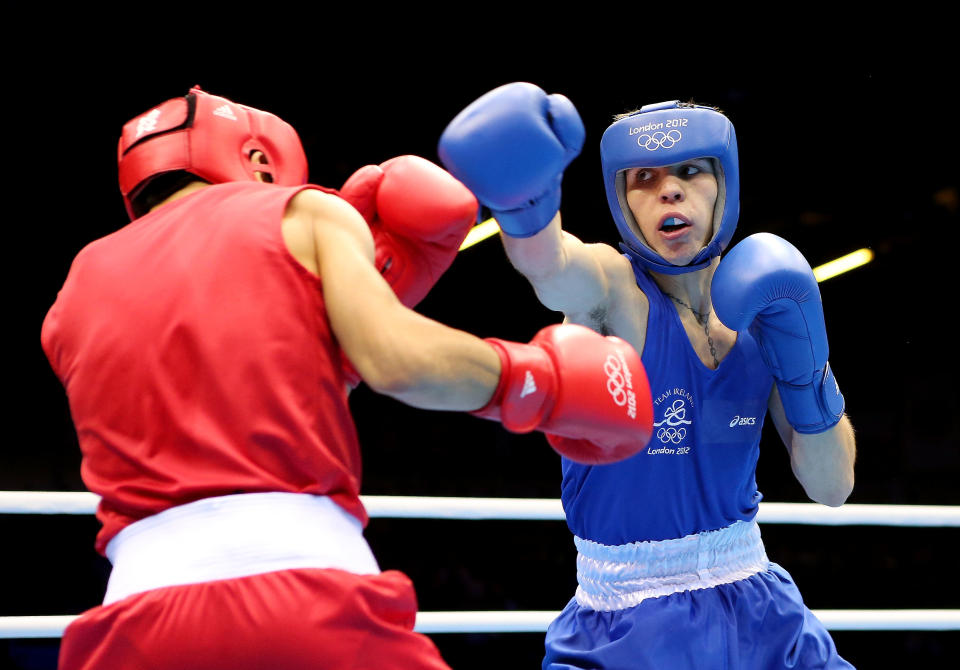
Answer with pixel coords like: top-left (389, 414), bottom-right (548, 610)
top-left (59, 568), bottom-right (451, 670)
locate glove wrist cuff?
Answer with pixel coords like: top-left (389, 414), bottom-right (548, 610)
top-left (493, 189), bottom-right (561, 238)
top-left (776, 362), bottom-right (845, 434)
top-left (471, 338), bottom-right (556, 432)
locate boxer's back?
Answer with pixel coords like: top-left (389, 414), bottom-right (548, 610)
top-left (41, 181), bottom-right (366, 554)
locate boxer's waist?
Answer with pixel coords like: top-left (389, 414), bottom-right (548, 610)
top-left (103, 492), bottom-right (379, 605)
top-left (574, 519), bottom-right (769, 611)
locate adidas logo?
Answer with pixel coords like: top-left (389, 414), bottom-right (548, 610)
top-left (520, 371), bottom-right (537, 398)
top-left (213, 104), bottom-right (237, 120)
top-left (135, 109), bottom-right (162, 138)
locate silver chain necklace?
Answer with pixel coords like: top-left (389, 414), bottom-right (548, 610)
top-left (664, 292), bottom-right (720, 368)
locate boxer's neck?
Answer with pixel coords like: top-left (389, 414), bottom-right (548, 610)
top-left (650, 257), bottom-right (719, 315)
top-left (150, 181), bottom-right (210, 214)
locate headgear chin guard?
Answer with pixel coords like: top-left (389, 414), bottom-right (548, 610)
top-left (118, 86), bottom-right (309, 219)
top-left (600, 101), bottom-right (739, 275)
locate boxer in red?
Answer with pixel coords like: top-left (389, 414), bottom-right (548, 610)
top-left (41, 87), bottom-right (655, 669)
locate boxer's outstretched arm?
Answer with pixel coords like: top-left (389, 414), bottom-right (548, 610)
top-left (501, 212), bottom-right (629, 327)
top-left (284, 188), bottom-right (655, 465)
top-left (438, 82), bottom-right (631, 327)
top-left (769, 388), bottom-right (856, 507)
top-left (286, 188), bottom-right (500, 410)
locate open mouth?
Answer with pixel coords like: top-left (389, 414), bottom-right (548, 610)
top-left (659, 216), bottom-right (691, 234)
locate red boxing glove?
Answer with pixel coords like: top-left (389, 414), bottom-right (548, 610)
top-left (340, 155), bottom-right (479, 308)
top-left (474, 324), bottom-right (654, 465)
top-left (338, 155), bottom-right (478, 388)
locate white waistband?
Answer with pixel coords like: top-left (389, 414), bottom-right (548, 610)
top-left (104, 492), bottom-right (379, 605)
top-left (574, 520), bottom-right (769, 611)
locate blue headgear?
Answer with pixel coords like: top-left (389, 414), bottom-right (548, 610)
top-left (600, 101), bottom-right (739, 274)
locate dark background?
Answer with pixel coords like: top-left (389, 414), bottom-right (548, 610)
top-left (4, 41), bottom-right (958, 668)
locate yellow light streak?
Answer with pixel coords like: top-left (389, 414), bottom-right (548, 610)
top-left (458, 223), bottom-right (874, 285)
top-left (813, 248), bottom-right (874, 283)
top-left (459, 219), bottom-right (500, 251)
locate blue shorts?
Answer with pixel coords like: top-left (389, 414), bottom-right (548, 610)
top-left (543, 563), bottom-right (853, 669)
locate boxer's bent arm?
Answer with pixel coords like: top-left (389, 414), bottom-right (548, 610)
top-left (768, 387), bottom-right (856, 507)
top-left (285, 189), bottom-right (500, 410)
top-left (501, 212), bottom-right (624, 324)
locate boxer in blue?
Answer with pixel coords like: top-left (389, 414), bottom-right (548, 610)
top-left (439, 84), bottom-right (857, 669)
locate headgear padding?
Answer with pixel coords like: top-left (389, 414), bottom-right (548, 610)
top-left (118, 86), bottom-right (309, 219)
top-left (600, 101), bottom-right (739, 274)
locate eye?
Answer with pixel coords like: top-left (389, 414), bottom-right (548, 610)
top-left (633, 168), bottom-right (654, 183)
top-left (679, 163), bottom-right (702, 177)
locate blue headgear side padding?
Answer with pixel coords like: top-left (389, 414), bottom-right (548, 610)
top-left (600, 101), bottom-right (739, 274)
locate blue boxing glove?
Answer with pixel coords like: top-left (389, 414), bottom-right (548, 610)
top-left (712, 233), bottom-right (845, 434)
top-left (437, 82), bottom-right (585, 238)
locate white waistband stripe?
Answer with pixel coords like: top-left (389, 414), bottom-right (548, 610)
top-left (574, 520), bottom-right (769, 611)
top-left (103, 492), bottom-right (379, 605)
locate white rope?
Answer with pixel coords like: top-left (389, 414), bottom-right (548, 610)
top-left (813, 609), bottom-right (960, 631)
top-left (755, 502), bottom-right (960, 527)
top-left (2, 610), bottom-right (958, 638)
top-left (0, 491), bottom-right (97, 515)
top-left (1, 492), bottom-right (958, 527)
top-left (363, 495), bottom-right (563, 520)
top-left (0, 616), bottom-right (77, 639)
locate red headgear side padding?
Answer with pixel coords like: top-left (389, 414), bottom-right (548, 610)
top-left (118, 86), bottom-right (309, 219)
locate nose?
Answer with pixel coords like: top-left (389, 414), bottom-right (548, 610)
top-left (658, 176), bottom-right (684, 203)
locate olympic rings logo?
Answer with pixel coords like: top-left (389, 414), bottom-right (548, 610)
top-left (636, 130), bottom-right (682, 151)
top-left (657, 427), bottom-right (687, 444)
top-left (604, 354), bottom-right (628, 407)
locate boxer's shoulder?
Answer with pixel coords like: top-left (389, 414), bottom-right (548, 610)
top-left (560, 245), bottom-right (649, 353)
top-left (604, 281), bottom-right (650, 357)
top-left (596, 244), bottom-right (650, 339)
top-left (285, 187), bottom-right (355, 222)
top-left (283, 188), bottom-right (374, 275)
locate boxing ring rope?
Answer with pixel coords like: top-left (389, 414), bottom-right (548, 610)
top-left (1, 491), bottom-right (958, 526)
top-left (2, 491), bottom-right (958, 637)
top-left (3, 610), bottom-right (959, 639)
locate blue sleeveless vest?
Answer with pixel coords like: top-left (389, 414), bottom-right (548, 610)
top-left (560, 261), bottom-right (774, 545)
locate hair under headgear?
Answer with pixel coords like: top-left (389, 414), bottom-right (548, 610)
top-left (117, 86), bottom-right (309, 219)
top-left (600, 101), bottom-right (739, 274)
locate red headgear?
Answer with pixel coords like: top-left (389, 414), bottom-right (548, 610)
top-left (118, 86), bottom-right (309, 219)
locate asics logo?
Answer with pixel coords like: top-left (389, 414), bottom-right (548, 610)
top-left (729, 415), bottom-right (757, 427)
top-left (637, 130), bottom-right (682, 151)
top-left (135, 109), bottom-right (162, 138)
top-left (604, 352), bottom-right (638, 419)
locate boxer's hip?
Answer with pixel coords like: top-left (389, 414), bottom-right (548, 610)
top-left (60, 494), bottom-right (455, 669)
top-left (103, 491), bottom-right (380, 605)
top-left (544, 522), bottom-right (852, 669)
top-left (61, 568), bottom-right (452, 670)
top-left (573, 519), bottom-right (769, 611)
